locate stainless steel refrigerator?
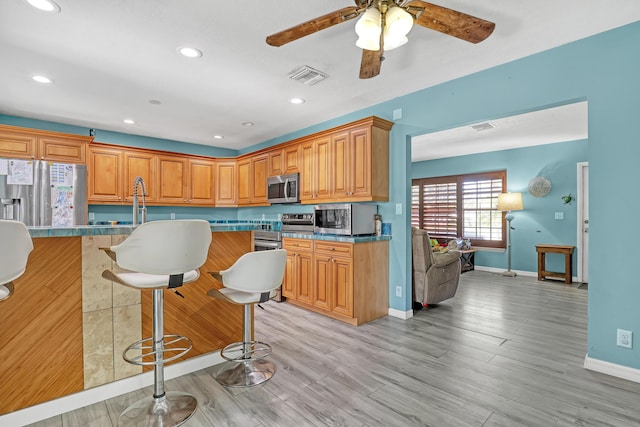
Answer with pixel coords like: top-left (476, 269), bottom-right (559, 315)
top-left (0, 158), bottom-right (87, 227)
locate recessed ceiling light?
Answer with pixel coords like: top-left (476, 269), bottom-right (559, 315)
top-left (148, 99), bottom-right (161, 105)
top-left (123, 119), bottom-right (135, 124)
top-left (289, 98), bottom-right (305, 104)
top-left (178, 47), bottom-right (202, 58)
top-left (242, 122), bottom-right (254, 127)
top-left (213, 135), bottom-right (224, 139)
top-left (25, 0), bottom-right (61, 12)
top-left (32, 75), bottom-right (52, 83)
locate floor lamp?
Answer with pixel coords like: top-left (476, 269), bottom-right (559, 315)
top-left (497, 192), bottom-right (523, 277)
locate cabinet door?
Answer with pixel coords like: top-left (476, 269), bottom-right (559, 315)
top-left (188, 159), bottom-right (214, 205)
top-left (331, 131), bottom-right (350, 198)
top-left (123, 150), bottom-right (156, 202)
top-left (87, 146), bottom-right (123, 203)
top-left (268, 149), bottom-right (284, 177)
top-left (283, 144), bottom-right (300, 173)
top-left (214, 160), bottom-right (236, 206)
top-left (313, 254), bottom-right (332, 311)
top-left (315, 137), bottom-right (331, 200)
top-left (331, 256), bottom-right (354, 317)
top-left (236, 158), bottom-right (251, 205)
top-left (157, 155), bottom-right (187, 204)
top-left (252, 155), bottom-right (268, 203)
top-left (349, 126), bottom-right (372, 198)
top-left (0, 128), bottom-right (36, 159)
top-left (282, 251), bottom-right (297, 299)
top-left (299, 141), bottom-right (315, 201)
top-left (38, 135), bottom-right (87, 163)
top-left (297, 251), bottom-right (314, 305)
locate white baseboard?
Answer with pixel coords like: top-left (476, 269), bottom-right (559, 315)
top-left (0, 351), bottom-right (224, 427)
top-left (584, 354), bottom-right (640, 383)
top-left (475, 265), bottom-right (537, 277)
top-left (388, 307), bottom-right (413, 320)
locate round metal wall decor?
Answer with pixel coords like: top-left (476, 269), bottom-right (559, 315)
top-left (528, 176), bottom-right (551, 198)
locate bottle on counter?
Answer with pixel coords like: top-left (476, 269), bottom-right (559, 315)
top-left (375, 214), bottom-right (382, 236)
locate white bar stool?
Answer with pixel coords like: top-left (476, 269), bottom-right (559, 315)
top-left (0, 220), bottom-right (33, 301)
top-left (102, 219), bottom-right (212, 427)
top-left (207, 249), bottom-right (287, 388)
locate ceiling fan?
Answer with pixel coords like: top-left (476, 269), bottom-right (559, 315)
top-left (266, 0), bottom-right (495, 79)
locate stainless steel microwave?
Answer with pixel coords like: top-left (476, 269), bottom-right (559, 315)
top-left (267, 173), bottom-right (300, 204)
top-left (314, 203), bottom-right (377, 236)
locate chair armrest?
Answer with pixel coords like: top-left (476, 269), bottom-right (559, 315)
top-left (99, 247), bottom-right (117, 262)
top-left (432, 250), bottom-right (461, 267)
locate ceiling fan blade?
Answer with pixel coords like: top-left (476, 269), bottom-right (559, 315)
top-left (359, 48), bottom-right (382, 79)
top-left (405, 1), bottom-right (495, 44)
top-left (266, 7), bottom-right (361, 47)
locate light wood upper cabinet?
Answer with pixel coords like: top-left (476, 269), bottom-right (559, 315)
top-left (0, 124), bottom-right (92, 162)
top-left (188, 158), bottom-right (215, 205)
top-left (268, 145), bottom-right (300, 177)
top-left (237, 154), bottom-right (268, 206)
top-left (87, 145), bottom-right (123, 203)
top-left (37, 135), bottom-right (87, 163)
top-left (268, 149), bottom-right (284, 177)
top-left (123, 150), bottom-right (157, 203)
top-left (300, 136), bottom-right (331, 202)
top-left (157, 155), bottom-right (188, 204)
top-left (214, 160), bottom-right (237, 206)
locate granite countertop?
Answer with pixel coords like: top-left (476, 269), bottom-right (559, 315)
top-left (28, 220), bottom-right (280, 238)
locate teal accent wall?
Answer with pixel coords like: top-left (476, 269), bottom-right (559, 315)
top-left (0, 115), bottom-right (237, 158)
top-left (411, 140), bottom-right (588, 273)
top-left (4, 20), bottom-right (640, 370)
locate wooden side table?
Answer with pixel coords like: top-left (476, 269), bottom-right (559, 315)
top-left (459, 249), bottom-right (477, 273)
top-left (535, 244), bottom-right (575, 284)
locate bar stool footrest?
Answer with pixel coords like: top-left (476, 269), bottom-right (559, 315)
top-left (221, 340), bottom-right (272, 362)
top-left (123, 334), bottom-right (192, 366)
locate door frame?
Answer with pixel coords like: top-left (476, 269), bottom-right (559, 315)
top-left (576, 161), bottom-right (588, 283)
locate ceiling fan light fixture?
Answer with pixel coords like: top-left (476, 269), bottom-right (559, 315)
top-left (383, 6), bottom-right (413, 51)
top-left (355, 8), bottom-right (381, 51)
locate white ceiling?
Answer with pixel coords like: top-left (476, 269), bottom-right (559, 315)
top-left (0, 1), bottom-right (638, 151)
top-left (411, 101), bottom-right (589, 162)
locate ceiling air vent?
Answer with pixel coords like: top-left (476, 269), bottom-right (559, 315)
top-left (288, 65), bottom-right (328, 86)
top-left (470, 122), bottom-right (495, 131)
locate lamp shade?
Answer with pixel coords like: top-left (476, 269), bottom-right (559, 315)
top-left (355, 8), bottom-right (382, 51)
top-left (383, 6), bottom-right (413, 51)
top-left (497, 192), bottom-right (523, 212)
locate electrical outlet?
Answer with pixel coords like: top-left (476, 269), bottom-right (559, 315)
top-left (395, 203), bottom-right (402, 215)
top-left (395, 286), bottom-right (402, 297)
top-left (88, 212), bottom-right (95, 220)
top-left (617, 329), bottom-right (633, 349)
top-left (555, 212), bottom-right (564, 220)
top-left (170, 213), bottom-right (175, 220)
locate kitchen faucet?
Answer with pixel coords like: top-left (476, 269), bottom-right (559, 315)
top-left (132, 176), bottom-right (147, 226)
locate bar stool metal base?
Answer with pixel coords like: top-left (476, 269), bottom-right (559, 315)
top-left (216, 359), bottom-right (276, 388)
top-left (118, 391), bottom-right (197, 427)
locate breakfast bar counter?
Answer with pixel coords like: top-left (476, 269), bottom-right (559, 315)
top-left (0, 222), bottom-right (268, 416)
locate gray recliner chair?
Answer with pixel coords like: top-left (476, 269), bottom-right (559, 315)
top-left (411, 227), bottom-right (461, 307)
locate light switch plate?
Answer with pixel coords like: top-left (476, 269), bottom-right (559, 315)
top-left (396, 203), bottom-right (402, 215)
top-left (555, 212), bottom-right (564, 220)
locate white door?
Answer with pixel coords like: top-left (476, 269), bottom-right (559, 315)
top-left (577, 162), bottom-right (589, 283)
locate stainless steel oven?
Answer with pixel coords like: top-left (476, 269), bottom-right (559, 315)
top-left (253, 230), bottom-right (284, 301)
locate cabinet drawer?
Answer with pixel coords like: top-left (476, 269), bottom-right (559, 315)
top-left (283, 238), bottom-right (313, 251)
top-left (314, 241), bottom-right (353, 257)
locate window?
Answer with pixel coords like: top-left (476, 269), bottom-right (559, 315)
top-left (412, 171), bottom-right (506, 248)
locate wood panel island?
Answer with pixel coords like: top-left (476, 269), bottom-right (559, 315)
top-left (0, 223), bottom-right (261, 418)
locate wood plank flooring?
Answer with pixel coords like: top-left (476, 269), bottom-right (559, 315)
top-left (27, 271), bottom-right (640, 426)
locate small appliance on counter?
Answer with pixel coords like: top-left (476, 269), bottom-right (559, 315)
top-left (0, 158), bottom-right (87, 227)
top-left (314, 203), bottom-right (377, 236)
top-left (281, 212), bottom-right (314, 234)
top-left (267, 172), bottom-right (300, 204)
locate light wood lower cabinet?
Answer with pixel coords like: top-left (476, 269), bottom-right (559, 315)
top-left (282, 237), bottom-right (388, 326)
